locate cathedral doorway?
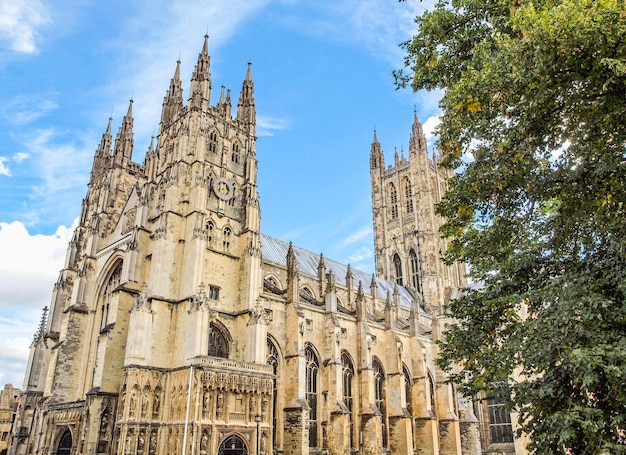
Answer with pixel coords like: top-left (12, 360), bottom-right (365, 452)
top-left (56, 429), bottom-right (72, 455)
top-left (217, 434), bottom-right (248, 455)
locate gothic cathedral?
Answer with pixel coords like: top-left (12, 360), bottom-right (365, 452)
top-left (10, 37), bottom-right (487, 455)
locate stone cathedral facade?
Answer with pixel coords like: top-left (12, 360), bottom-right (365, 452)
top-left (10, 37), bottom-right (486, 455)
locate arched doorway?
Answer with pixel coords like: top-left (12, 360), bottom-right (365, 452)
top-left (218, 434), bottom-right (248, 455)
top-left (56, 429), bottom-right (72, 455)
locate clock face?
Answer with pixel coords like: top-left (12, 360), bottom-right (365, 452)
top-left (213, 177), bottom-right (234, 201)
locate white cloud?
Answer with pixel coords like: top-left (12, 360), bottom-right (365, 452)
top-left (0, 0), bottom-right (52, 54)
top-left (0, 220), bottom-right (76, 386)
top-left (347, 246), bottom-right (373, 263)
top-left (0, 156), bottom-right (10, 176)
top-left (277, 0), bottom-right (435, 68)
top-left (257, 115), bottom-right (291, 137)
top-left (0, 152), bottom-right (30, 177)
top-left (340, 226), bottom-right (372, 247)
top-left (10, 128), bottom-right (92, 225)
top-left (1, 95), bottom-right (58, 125)
top-left (12, 152), bottom-right (29, 163)
top-left (422, 115), bottom-right (441, 139)
top-left (99, 0), bottom-right (272, 147)
top-left (0, 220), bottom-right (76, 309)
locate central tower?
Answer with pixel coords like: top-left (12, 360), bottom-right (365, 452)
top-left (369, 112), bottom-right (466, 311)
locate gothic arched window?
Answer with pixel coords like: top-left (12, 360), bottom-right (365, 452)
top-left (207, 131), bottom-right (218, 154)
top-left (208, 323), bottom-right (229, 358)
top-left (342, 351), bottom-right (355, 448)
top-left (403, 364), bottom-right (413, 415)
top-left (428, 372), bottom-right (437, 415)
top-left (388, 183), bottom-right (398, 220)
top-left (393, 254), bottom-right (403, 286)
top-left (223, 227), bottom-right (232, 251)
top-left (231, 142), bottom-right (240, 164)
top-left (100, 261), bottom-right (122, 331)
top-left (373, 358), bottom-right (387, 448)
top-left (404, 364), bottom-right (416, 448)
top-left (57, 428), bottom-right (72, 455)
top-left (404, 178), bottom-right (414, 214)
top-left (409, 249), bottom-right (422, 294)
top-left (306, 345), bottom-right (320, 448)
top-left (206, 221), bottom-right (214, 246)
top-left (267, 338), bottom-right (280, 448)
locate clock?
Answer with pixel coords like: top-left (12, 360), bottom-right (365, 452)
top-left (213, 177), bottom-right (234, 201)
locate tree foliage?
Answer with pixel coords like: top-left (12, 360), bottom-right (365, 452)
top-left (396, 0), bottom-right (626, 453)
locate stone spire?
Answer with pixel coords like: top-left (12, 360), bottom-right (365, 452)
top-left (33, 306), bottom-right (48, 343)
top-left (90, 117), bottom-right (113, 180)
top-left (410, 108), bottom-right (427, 156)
top-left (217, 85), bottom-right (232, 119)
top-left (160, 60), bottom-right (184, 129)
top-left (97, 117), bottom-right (113, 157)
top-left (370, 273), bottom-right (378, 300)
top-left (113, 100), bottom-right (134, 165)
top-left (286, 242), bottom-right (300, 302)
top-left (370, 129), bottom-right (384, 169)
top-left (189, 35), bottom-right (211, 110)
top-left (287, 242), bottom-right (297, 278)
top-left (236, 62), bottom-right (255, 131)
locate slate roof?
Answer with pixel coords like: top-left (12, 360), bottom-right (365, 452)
top-left (260, 233), bottom-right (416, 309)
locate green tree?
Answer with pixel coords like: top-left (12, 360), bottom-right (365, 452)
top-left (396, 0), bottom-right (626, 453)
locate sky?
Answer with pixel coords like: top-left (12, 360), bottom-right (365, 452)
top-left (0, 0), bottom-right (442, 388)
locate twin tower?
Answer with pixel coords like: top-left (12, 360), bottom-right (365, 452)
top-left (11, 36), bottom-right (480, 455)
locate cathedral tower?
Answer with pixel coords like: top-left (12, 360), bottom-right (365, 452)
top-left (370, 111), bottom-right (466, 312)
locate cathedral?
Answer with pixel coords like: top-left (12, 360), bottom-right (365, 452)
top-left (10, 36), bottom-right (514, 455)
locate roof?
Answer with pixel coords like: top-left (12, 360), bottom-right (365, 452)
top-left (260, 233), bottom-right (416, 309)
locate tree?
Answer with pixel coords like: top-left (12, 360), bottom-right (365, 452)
top-left (395, 0), bottom-right (626, 453)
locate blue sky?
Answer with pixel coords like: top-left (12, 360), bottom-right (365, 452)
top-left (0, 0), bottom-right (441, 387)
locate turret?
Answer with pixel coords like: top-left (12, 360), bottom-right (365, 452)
top-left (189, 34), bottom-right (211, 110)
top-left (410, 109), bottom-right (428, 157)
top-left (217, 86), bottom-right (232, 119)
top-left (370, 130), bottom-right (384, 170)
top-left (90, 117), bottom-right (112, 181)
top-left (113, 100), bottom-right (134, 165)
top-left (236, 62), bottom-right (255, 133)
top-left (160, 60), bottom-right (184, 129)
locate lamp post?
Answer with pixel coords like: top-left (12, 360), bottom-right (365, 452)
top-left (255, 414), bottom-right (262, 455)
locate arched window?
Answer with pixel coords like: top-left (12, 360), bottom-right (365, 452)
top-left (267, 338), bottom-right (280, 448)
top-left (404, 178), bottom-right (414, 214)
top-left (217, 435), bottom-right (247, 455)
top-left (393, 254), bottom-right (403, 286)
top-left (223, 227), bottom-right (232, 251)
top-left (428, 372), bottom-right (436, 415)
top-left (403, 364), bottom-right (416, 449)
top-left (208, 323), bottom-right (229, 358)
top-left (373, 358), bottom-right (387, 449)
top-left (388, 183), bottom-right (398, 220)
top-left (306, 345), bottom-right (320, 448)
top-left (409, 249), bottom-right (422, 294)
top-left (487, 387), bottom-right (514, 443)
top-left (342, 351), bottom-right (355, 448)
top-left (231, 142), bottom-right (240, 164)
top-left (403, 364), bottom-right (413, 416)
top-left (207, 221), bottom-right (214, 246)
top-left (207, 131), bottom-right (218, 154)
top-left (403, 178), bottom-right (412, 198)
top-left (56, 428), bottom-right (72, 455)
top-left (207, 174), bottom-right (215, 199)
top-left (100, 262), bottom-right (122, 331)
